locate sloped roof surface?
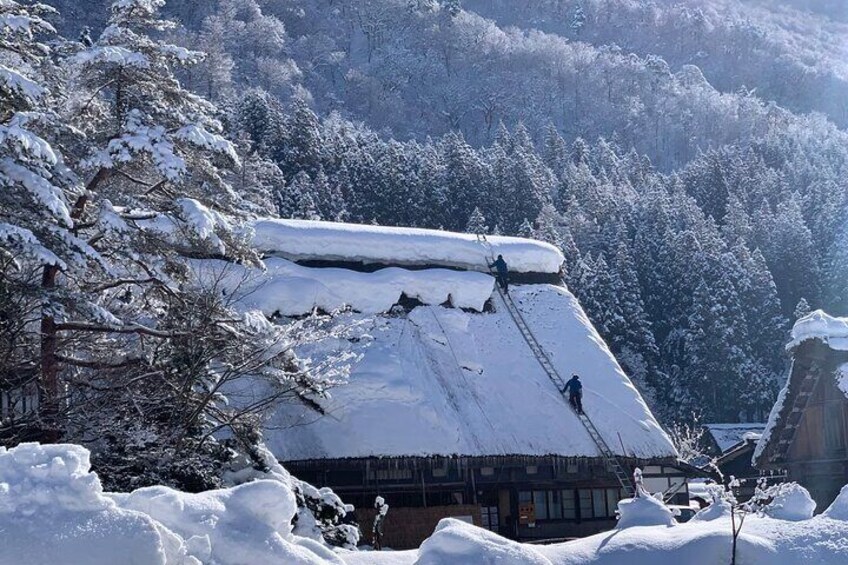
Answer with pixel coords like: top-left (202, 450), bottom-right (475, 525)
top-left (252, 284), bottom-right (675, 461)
top-left (704, 423), bottom-right (765, 453)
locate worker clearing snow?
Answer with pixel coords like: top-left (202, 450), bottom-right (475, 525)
top-left (373, 496), bottom-right (389, 550)
top-left (564, 374), bottom-right (584, 414)
top-left (489, 254), bottom-right (509, 293)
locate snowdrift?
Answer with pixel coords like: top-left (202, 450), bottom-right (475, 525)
top-left (252, 219), bottom-right (564, 274)
top-left (4, 443), bottom-right (848, 564)
top-left (616, 493), bottom-right (676, 528)
top-left (416, 518), bottom-right (552, 565)
top-left (345, 488), bottom-right (848, 565)
top-left (0, 443), bottom-right (346, 565)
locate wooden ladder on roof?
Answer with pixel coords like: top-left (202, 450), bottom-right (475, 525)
top-left (771, 367), bottom-right (821, 463)
top-left (477, 234), bottom-right (635, 496)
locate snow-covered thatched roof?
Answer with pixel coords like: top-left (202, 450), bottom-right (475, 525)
top-left (252, 219), bottom-right (565, 274)
top-left (212, 219), bottom-right (674, 461)
top-left (253, 284), bottom-right (676, 461)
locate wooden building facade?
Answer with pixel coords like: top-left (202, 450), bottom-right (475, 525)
top-left (754, 337), bottom-right (848, 509)
top-left (288, 455), bottom-right (692, 549)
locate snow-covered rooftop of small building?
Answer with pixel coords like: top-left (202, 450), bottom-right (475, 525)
top-left (787, 310), bottom-right (848, 351)
top-left (251, 219), bottom-right (564, 274)
top-left (703, 423), bottom-right (765, 454)
top-left (243, 284), bottom-right (676, 461)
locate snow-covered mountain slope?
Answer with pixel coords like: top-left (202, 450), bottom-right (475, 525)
top-left (260, 283), bottom-right (675, 461)
top-left (252, 219), bottom-right (564, 274)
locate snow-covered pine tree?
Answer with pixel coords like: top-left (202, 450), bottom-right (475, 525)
top-left (29, 0), bottom-right (337, 490)
top-left (0, 0), bottom-right (88, 435)
top-left (794, 297), bottom-right (811, 321)
top-left (465, 207), bottom-right (488, 235)
top-left (313, 167), bottom-right (347, 222)
top-left (517, 218), bottom-right (534, 238)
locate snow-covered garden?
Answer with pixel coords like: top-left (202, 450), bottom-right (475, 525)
top-left (2, 442), bottom-right (847, 565)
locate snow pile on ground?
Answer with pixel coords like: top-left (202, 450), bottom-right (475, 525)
top-left (616, 492), bottom-right (676, 528)
top-left (0, 443), bottom-right (350, 565)
top-left (252, 219), bottom-right (564, 274)
top-left (762, 483), bottom-right (816, 521)
top-left (415, 518), bottom-right (552, 565)
top-left (201, 257), bottom-right (495, 316)
top-left (343, 486), bottom-right (848, 565)
top-left (691, 496), bottom-right (732, 522)
top-left (111, 481), bottom-right (343, 565)
top-left (822, 486), bottom-right (848, 520)
top-left (264, 285), bottom-right (675, 460)
top-left (787, 310), bottom-right (848, 350)
top-left (0, 443), bottom-right (190, 565)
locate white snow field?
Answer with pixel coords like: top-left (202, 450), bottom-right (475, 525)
top-left (252, 218), bottom-right (565, 274)
top-left (259, 283), bottom-right (674, 461)
top-left (0, 443), bottom-right (347, 565)
top-left (342, 487), bottom-right (848, 565)
top-left (5, 442), bottom-right (844, 565)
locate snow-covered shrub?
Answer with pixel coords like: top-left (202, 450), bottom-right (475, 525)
top-left (297, 482), bottom-right (360, 549)
top-left (691, 483), bottom-right (733, 522)
top-left (223, 443), bottom-right (360, 550)
top-left (416, 518), bottom-right (552, 565)
top-left (617, 467), bottom-right (676, 528)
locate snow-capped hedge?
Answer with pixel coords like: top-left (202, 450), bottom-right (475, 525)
top-left (252, 219), bottom-right (565, 274)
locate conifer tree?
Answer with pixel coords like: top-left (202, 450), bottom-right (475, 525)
top-left (465, 207), bottom-right (488, 234)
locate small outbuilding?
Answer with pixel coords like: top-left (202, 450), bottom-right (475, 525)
top-left (754, 311), bottom-right (848, 509)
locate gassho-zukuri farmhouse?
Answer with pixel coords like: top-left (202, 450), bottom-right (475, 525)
top-left (212, 219), bottom-right (696, 549)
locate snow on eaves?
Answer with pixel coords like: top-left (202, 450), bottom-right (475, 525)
top-left (252, 219), bottom-right (564, 274)
top-left (198, 257), bottom-right (496, 315)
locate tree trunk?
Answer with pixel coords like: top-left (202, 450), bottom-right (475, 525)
top-left (40, 264), bottom-right (60, 442)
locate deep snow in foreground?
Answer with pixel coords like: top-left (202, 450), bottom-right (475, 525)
top-left (0, 443), bottom-right (346, 565)
top-left (3, 443), bottom-right (848, 564)
top-left (344, 487), bottom-right (848, 565)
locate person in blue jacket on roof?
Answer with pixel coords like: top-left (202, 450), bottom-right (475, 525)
top-left (489, 254), bottom-right (509, 293)
top-left (564, 374), bottom-right (584, 414)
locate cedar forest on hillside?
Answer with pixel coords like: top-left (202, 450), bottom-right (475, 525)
top-left (4, 0), bottom-right (848, 489)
